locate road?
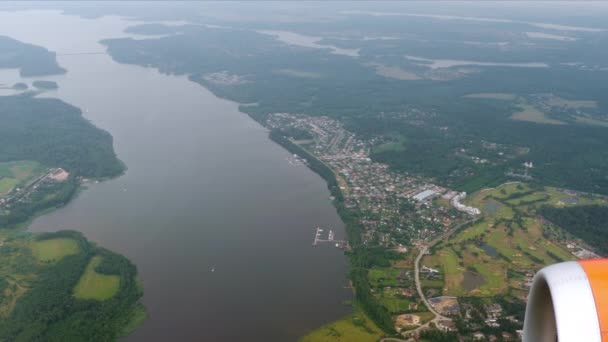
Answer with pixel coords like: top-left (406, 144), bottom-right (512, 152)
top-left (380, 218), bottom-right (480, 342)
top-left (415, 218), bottom-right (479, 320)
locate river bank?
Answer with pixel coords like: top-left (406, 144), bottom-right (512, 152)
top-left (0, 10), bottom-right (352, 341)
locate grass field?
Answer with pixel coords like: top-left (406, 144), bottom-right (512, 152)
top-left (463, 93), bottom-right (517, 101)
top-left (369, 267), bottom-right (401, 288)
top-left (372, 135), bottom-right (406, 154)
top-left (423, 182), bottom-right (600, 297)
top-left (0, 178), bottom-right (19, 196)
top-left (511, 104), bottom-right (565, 125)
top-left (371, 63), bottom-right (421, 81)
top-left (299, 305), bottom-right (384, 342)
top-left (31, 238), bottom-right (80, 262)
top-left (574, 115), bottom-right (608, 128)
top-left (74, 256), bottom-right (120, 301)
top-left (546, 96), bottom-right (597, 109)
top-left (0, 160), bottom-right (44, 195)
top-left (378, 292), bottom-right (412, 313)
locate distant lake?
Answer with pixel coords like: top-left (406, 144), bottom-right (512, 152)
top-left (0, 10), bottom-right (351, 341)
top-left (405, 55), bottom-right (549, 69)
top-left (258, 30), bottom-right (360, 57)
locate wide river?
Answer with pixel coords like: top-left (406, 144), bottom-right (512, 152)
top-left (0, 10), bottom-right (350, 341)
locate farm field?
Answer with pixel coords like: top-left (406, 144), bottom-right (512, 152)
top-left (0, 160), bottom-right (45, 196)
top-left (74, 255), bottom-right (120, 300)
top-left (299, 305), bottom-right (384, 342)
top-left (422, 182), bottom-right (606, 299)
top-left (463, 93), bottom-right (517, 101)
top-left (31, 237), bottom-right (80, 262)
top-left (511, 104), bottom-right (565, 125)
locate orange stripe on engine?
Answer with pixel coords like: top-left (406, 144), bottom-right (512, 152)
top-left (579, 258), bottom-right (608, 341)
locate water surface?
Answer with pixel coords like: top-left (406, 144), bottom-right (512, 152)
top-left (0, 10), bottom-right (350, 341)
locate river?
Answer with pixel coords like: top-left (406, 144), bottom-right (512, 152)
top-left (0, 10), bottom-right (351, 341)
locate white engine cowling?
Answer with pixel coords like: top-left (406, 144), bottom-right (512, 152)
top-left (523, 259), bottom-right (608, 342)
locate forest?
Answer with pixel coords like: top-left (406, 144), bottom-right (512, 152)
top-left (103, 25), bottom-right (608, 195)
top-left (0, 94), bottom-right (124, 179)
top-left (0, 230), bottom-right (143, 341)
top-left (540, 205), bottom-right (608, 255)
top-left (0, 36), bottom-right (65, 76)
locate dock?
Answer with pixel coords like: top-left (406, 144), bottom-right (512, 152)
top-left (312, 227), bottom-right (348, 249)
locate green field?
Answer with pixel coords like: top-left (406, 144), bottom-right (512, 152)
top-left (372, 135), bottom-right (406, 154)
top-left (0, 160), bottom-right (44, 195)
top-left (574, 115), bottom-right (608, 128)
top-left (74, 256), bottom-right (120, 300)
top-left (378, 292), bottom-right (412, 313)
top-left (299, 306), bottom-right (384, 342)
top-left (511, 104), bottom-right (565, 125)
top-left (0, 178), bottom-right (19, 195)
top-left (0, 230), bottom-right (146, 340)
top-left (463, 93), bottom-right (517, 101)
top-left (31, 237), bottom-right (80, 262)
top-left (368, 267), bottom-right (401, 288)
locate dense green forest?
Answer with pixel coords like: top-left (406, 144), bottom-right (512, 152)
top-left (32, 80), bottom-right (59, 90)
top-left (0, 36), bottom-right (65, 76)
top-left (540, 205), bottom-right (608, 255)
top-left (103, 26), bottom-right (608, 195)
top-left (0, 94), bottom-right (124, 178)
top-left (0, 230), bottom-right (144, 341)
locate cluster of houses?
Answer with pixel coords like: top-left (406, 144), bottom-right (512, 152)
top-left (267, 113), bottom-right (470, 247)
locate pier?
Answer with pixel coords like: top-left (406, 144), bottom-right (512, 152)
top-left (312, 227), bottom-right (348, 249)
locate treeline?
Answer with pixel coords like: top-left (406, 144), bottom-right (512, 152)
top-left (0, 94), bottom-right (124, 178)
top-left (540, 205), bottom-right (608, 255)
top-left (0, 230), bottom-right (143, 341)
top-left (0, 36), bottom-right (65, 76)
top-left (269, 130), bottom-right (342, 203)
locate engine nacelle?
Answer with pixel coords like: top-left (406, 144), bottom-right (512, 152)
top-left (524, 259), bottom-right (608, 342)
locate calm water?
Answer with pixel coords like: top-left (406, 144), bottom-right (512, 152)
top-left (462, 271), bottom-right (485, 292)
top-left (0, 10), bottom-right (350, 341)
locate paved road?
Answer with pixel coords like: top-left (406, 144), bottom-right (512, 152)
top-left (380, 218), bottom-right (480, 342)
top-left (415, 218), bottom-right (479, 320)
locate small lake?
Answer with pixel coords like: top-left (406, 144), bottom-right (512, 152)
top-left (258, 30), bottom-right (360, 57)
top-left (484, 199), bottom-right (503, 215)
top-left (479, 243), bottom-right (499, 259)
top-left (405, 55), bottom-right (549, 69)
top-left (462, 271), bottom-right (485, 292)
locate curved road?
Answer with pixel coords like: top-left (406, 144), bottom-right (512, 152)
top-left (415, 218), bottom-right (479, 321)
top-left (380, 218), bottom-right (479, 342)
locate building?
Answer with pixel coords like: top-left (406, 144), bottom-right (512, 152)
top-left (413, 189), bottom-right (437, 202)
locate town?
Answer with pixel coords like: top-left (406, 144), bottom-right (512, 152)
top-left (266, 112), bottom-right (605, 341)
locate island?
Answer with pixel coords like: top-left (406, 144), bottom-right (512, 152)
top-left (11, 83), bottom-right (27, 90)
top-left (32, 80), bottom-right (59, 90)
top-left (0, 36), bottom-right (65, 76)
